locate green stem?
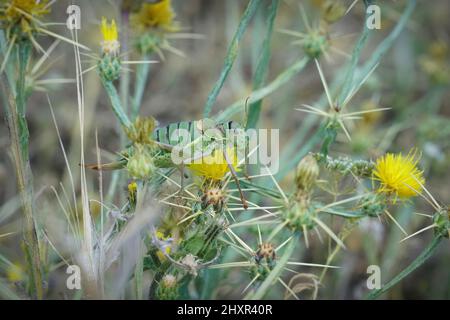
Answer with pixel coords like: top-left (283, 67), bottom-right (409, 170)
top-left (101, 78), bottom-right (132, 130)
top-left (131, 54), bottom-right (151, 120)
top-left (216, 57), bottom-right (309, 122)
top-left (245, 0), bottom-right (279, 129)
top-left (356, 0), bottom-right (417, 89)
top-left (280, 0), bottom-right (416, 167)
top-left (120, 11), bottom-right (130, 116)
top-left (367, 235), bottom-right (443, 300)
top-left (203, 0), bottom-right (262, 118)
top-left (337, 0), bottom-right (373, 106)
top-left (1, 41), bottom-right (43, 299)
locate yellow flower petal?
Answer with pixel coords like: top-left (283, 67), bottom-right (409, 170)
top-left (131, 0), bottom-right (178, 32)
top-left (100, 17), bottom-right (120, 55)
top-left (188, 147), bottom-right (240, 181)
top-left (372, 150), bottom-right (425, 200)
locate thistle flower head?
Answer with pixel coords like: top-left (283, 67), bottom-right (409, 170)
top-left (156, 274), bottom-right (179, 300)
top-left (317, 0), bottom-right (346, 24)
top-left (255, 243), bottom-right (276, 264)
top-left (201, 187), bottom-right (226, 211)
top-left (1, 0), bottom-right (50, 25)
top-left (419, 41), bottom-right (450, 85)
top-left (433, 208), bottom-right (450, 238)
top-left (180, 253), bottom-right (200, 276)
top-left (295, 154), bottom-right (319, 192)
top-left (0, 0), bottom-right (50, 42)
top-left (302, 29), bottom-right (329, 59)
top-left (161, 274), bottom-right (177, 288)
top-left (125, 116), bottom-right (157, 145)
top-left (131, 0), bottom-right (178, 33)
top-left (126, 144), bottom-right (155, 180)
top-left (187, 147), bottom-right (240, 181)
top-left (100, 17), bottom-right (120, 55)
top-left (285, 200), bottom-right (317, 232)
top-left (373, 150), bottom-right (425, 200)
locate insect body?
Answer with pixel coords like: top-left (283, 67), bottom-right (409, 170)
top-left (154, 119), bottom-right (249, 208)
top-left (86, 118), bottom-right (249, 207)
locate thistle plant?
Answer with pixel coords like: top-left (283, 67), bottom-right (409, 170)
top-left (0, 0), bottom-right (86, 299)
top-left (1, 0), bottom-right (449, 301)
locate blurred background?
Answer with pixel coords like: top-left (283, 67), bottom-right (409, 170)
top-left (0, 0), bottom-right (449, 299)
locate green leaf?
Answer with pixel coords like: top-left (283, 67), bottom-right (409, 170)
top-left (246, 0), bottom-right (279, 129)
top-left (203, 0), bottom-right (262, 117)
top-left (216, 57), bottom-right (309, 122)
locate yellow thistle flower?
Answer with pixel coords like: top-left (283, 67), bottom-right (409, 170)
top-left (373, 150), bottom-right (425, 200)
top-left (100, 17), bottom-right (120, 55)
top-left (0, 0), bottom-right (50, 34)
top-left (1, 0), bottom-right (50, 22)
top-left (188, 147), bottom-right (240, 181)
top-left (131, 0), bottom-right (178, 32)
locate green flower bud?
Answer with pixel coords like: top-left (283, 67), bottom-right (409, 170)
top-left (321, 0), bottom-right (346, 24)
top-left (285, 201), bottom-right (317, 232)
top-left (127, 145), bottom-right (155, 180)
top-left (136, 33), bottom-right (164, 55)
top-left (296, 154), bottom-right (319, 192)
top-left (358, 194), bottom-right (386, 218)
top-left (303, 31), bottom-right (328, 59)
top-left (433, 207), bottom-right (450, 238)
top-left (98, 55), bottom-right (122, 81)
top-left (125, 116), bottom-right (157, 145)
top-left (156, 274), bottom-right (179, 300)
top-left (251, 243), bottom-right (276, 281)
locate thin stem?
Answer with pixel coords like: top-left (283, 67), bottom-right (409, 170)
top-left (131, 53), bottom-right (151, 120)
top-left (337, 0), bottom-right (372, 107)
top-left (246, 0), bottom-right (279, 129)
top-left (216, 56), bottom-right (309, 122)
top-left (1, 40), bottom-right (43, 299)
top-left (203, 0), bottom-right (262, 117)
top-left (100, 78), bottom-right (132, 129)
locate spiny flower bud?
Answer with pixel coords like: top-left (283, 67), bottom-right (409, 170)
top-left (358, 193), bottom-right (386, 218)
top-left (136, 31), bottom-right (164, 55)
top-left (433, 207), bottom-right (450, 238)
top-left (201, 187), bottom-right (225, 212)
top-left (295, 154), bottom-right (319, 192)
top-left (285, 201), bottom-right (317, 232)
top-left (303, 30), bottom-right (329, 59)
top-left (251, 242), bottom-right (276, 281)
top-left (126, 145), bottom-right (155, 180)
top-left (125, 116), bottom-right (157, 145)
top-left (255, 243), bottom-right (276, 265)
top-left (98, 55), bottom-right (122, 81)
top-left (156, 274), bottom-right (179, 300)
top-left (320, 0), bottom-right (346, 24)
